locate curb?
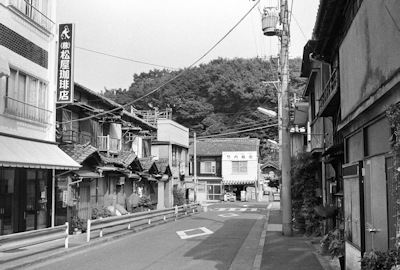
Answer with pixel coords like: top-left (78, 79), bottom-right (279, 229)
top-left (305, 240), bottom-right (341, 270)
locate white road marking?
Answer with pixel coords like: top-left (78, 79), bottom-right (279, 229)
top-left (218, 213), bottom-right (239, 217)
top-left (215, 208), bottom-right (259, 212)
top-left (176, 227), bottom-right (214, 239)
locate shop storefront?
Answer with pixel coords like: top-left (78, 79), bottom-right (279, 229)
top-left (0, 136), bottom-right (80, 235)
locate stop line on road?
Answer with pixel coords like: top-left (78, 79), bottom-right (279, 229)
top-left (214, 208), bottom-right (259, 212)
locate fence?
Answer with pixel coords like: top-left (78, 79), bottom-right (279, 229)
top-left (0, 223), bottom-right (69, 252)
top-left (86, 203), bottom-right (200, 242)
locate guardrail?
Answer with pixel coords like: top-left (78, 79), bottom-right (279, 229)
top-left (0, 223), bottom-right (69, 252)
top-left (86, 203), bottom-right (200, 242)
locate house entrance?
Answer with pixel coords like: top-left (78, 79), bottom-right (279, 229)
top-left (24, 169), bottom-right (49, 231)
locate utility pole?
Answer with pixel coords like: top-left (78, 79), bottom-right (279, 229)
top-left (279, 0), bottom-right (292, 236)
top-left (193, 132), bottom-right (197, 203)
top-left (261, 0), bottom-right (292, 236)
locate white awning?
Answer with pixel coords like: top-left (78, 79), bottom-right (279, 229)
top-left (0, 136), bottom-right (81, 170)
top-left (222, 180), bottom-right (256, 185)
top-left (0, 54), bottom-right (10, 78)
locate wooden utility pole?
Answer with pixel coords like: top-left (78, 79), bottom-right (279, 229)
top-left (280, 0), bottom-right (292, 236)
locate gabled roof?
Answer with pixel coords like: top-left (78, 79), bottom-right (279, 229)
top-left (59, 143), bottom-right (98, 164)
top-left (73, 83), bottom-right (157, 131)
top-left (154, 159), bottom-right (171, 175)
top-left (190, 137), bottom-right (259, 156)
top-left (261, 161), bottom-right (279, 170)
top-left (99, 151), bottom-right (137, 168)
top-left (138, 157), bottom-right (159, 174)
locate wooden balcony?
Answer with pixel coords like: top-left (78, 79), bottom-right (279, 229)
top-left (58, 130), bottom-right (96, 146)
top-left (97, 135), bottom-right (121, 153)
top-left (319, 68), bottom-right (340, 117)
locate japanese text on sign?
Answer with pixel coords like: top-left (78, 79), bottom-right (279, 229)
top-left (56, 23), bottom-right (74, 103)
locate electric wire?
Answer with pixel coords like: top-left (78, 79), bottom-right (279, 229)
top-left (220, 120), bottom-right (278, 134)
top-left (75, 46), bottom-right (179, 70)
top-left (59, 0), bottom-right (261, 125)
top-left (289, 11), bottom-right (308, 42)
top-left (197, 123), bottom-right (278, 139)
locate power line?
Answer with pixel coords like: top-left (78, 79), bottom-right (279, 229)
top-left (59, 0), bottom-right (261, 125)
top-left (220, 120), bottom-right (278, 135)
top-left (75, 46), bottom-right (179, 70)
top-left (197, 123), bottom-right (278, 139)
top-left (288, 11), bottom-right (308, 42)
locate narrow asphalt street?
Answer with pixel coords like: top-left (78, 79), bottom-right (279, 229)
top-left (25, 202), bottom-right (269, 270)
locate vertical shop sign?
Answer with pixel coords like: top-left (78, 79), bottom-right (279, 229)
top-left (56, 23), bottom-right (74, 103)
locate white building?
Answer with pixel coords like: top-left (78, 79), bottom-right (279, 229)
top-left (0, 0), bottom-right (80, 235)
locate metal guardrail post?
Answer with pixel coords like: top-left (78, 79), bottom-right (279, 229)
top-left (87, 220), bottom-right (91, 243)
top-left (65, 222), bottom-right (69, 248)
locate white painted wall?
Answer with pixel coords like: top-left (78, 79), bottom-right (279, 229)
top-left (157, 119), bottom-right (189, 147)
top-left (222, 151), bottom-right (258, 181)
top-left (0, 2), bottom-right (57, 142)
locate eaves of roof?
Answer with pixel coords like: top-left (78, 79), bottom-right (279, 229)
top-left (189, 138), bottom-right (259, 156)
top-left (59, 143), bottom-right (98, 164)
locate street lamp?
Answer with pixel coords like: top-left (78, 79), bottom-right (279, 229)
top-left (257, 107), bottom-right (277, 118)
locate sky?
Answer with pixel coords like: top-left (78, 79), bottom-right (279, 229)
top-left (57, 0), bottom-right (320, 93)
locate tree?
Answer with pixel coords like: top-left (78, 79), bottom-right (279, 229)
top-left (103, 57), bottom-right (305, 161)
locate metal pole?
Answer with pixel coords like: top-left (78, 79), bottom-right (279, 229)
top-left (193, 132), bottom-right (197, 203)
top-left (280, 0), bottom-right (292, 236)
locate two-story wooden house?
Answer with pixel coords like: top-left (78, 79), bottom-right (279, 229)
top-left (0, 0), bottom-right (81, 235)
top-left (301, 0), bottom-right (400, 268)
top-left (55, 83), bottom-right (158, 229)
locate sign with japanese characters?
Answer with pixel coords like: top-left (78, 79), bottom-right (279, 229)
top-left (56, 23), bottom-right (74, 103)
top-left (222, 151), bottom-right (257, 161)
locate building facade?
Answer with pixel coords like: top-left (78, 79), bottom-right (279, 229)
top-left (0, 0), bottom-right (81, 235)
top-left (151, 117), bottom-right (189, 208)
top-left (190, 138), bottom-right (260, 202)
top-left (301, 0), bottom-right (400, 268)
top-left (56, 83), bottom-right (158, 231)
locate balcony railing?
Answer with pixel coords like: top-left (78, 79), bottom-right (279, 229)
top-left (58, 130), bottom-right (96, 146)
top-left (98, 135), bottom-right (121, 153)
top-left (131, 107), bottom-right (172, 126)
top-left (4, 96), bottom-right (51, 124)
top-left (8, 0), bottom-right (55, 33)
top-left (319, 68), bottom-right (339, 110)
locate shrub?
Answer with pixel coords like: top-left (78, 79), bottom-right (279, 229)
top-left (173, 188), bottom-right (186, 206)
top-left (138, 196), bottom-right (154, 210)
top-left (291, 151), bottom-right (320, 235)
top-left (361, 250), bottom-right (400, 270)
top-left (91, 206), bottom-right (112, 220)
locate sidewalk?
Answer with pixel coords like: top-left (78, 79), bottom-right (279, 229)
top-left (0, 201), bottom-right (341, 270)
top-left (260, 201), bottom-right (340, 270)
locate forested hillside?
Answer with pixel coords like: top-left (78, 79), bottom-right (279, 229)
top-left (103, 57), bottom-right (305, 161)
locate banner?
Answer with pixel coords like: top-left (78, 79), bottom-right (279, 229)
top-left (56, 23), bottom-right (74, 103)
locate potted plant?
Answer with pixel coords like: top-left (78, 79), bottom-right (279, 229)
top-left (328, 225), bottom-right (345, 270)
top-left (320, 230), bottom-right (333, 254)
top-left (71, 217), bottom-right (87, 234)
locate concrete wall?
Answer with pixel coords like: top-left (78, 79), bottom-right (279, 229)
top-left (157, 119), bottom-right (189, 147)
top-left (345, 242), bottom-right (361, 270)
top-left (339, 0), bottom-right (400, 120)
